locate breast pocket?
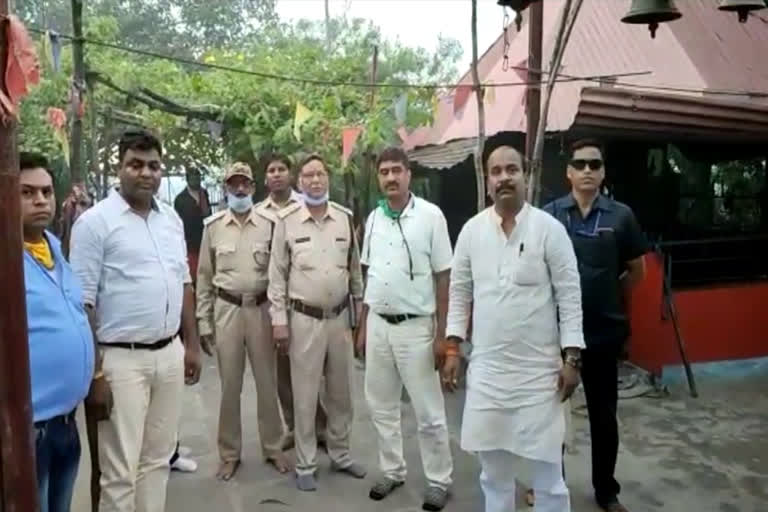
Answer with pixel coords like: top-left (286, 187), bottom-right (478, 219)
top-left (215, 245), bottom-right (237, 270)
top-left (334, 237), bottom-right (350, 268)
top-left (252, 242), bottom-right (270, 270)
top-left (513, 252), bottom-right (549, 286)
top-left (292, 237), bottom-right (315, 270)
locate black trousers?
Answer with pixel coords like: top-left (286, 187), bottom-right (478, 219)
top-left (581, 342), bottom-right (622, 505)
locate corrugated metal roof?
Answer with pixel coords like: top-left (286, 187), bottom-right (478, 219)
top-left (575, 86), bottom-right (768, 142)
top-left (403, 0), bottom-right (768, 152)
top-left (408, 138), bottom-right (477, 170)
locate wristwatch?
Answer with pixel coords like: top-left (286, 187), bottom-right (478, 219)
top-left (564, 354), bottom-right (582, 370)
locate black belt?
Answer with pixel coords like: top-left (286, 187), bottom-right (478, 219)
top-left (99, 337), bottom-right (173, 351)
top-left (378, 313), bottom-right (423, 325)
top-left (217, 288), bottom-right (268, 307)
top-left (34, 409), bottom-right (77, 429)
top-left (290, 299), bottom-right (346, 320)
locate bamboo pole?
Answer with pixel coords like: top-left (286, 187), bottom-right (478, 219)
top-left (528, 0), bottom-right (584, 205)
top-left (471, 0), bottom-right (487, 212)
top-left (0, 3), bottom-right (39, 511)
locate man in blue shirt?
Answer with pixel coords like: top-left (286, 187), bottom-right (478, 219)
top-left (544, 140), bottom-right (647, 512)
top-left (21, 152), bottom-right (100, 512)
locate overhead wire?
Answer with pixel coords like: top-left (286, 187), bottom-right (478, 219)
top-left (27, 26), bottom-right (768, 97)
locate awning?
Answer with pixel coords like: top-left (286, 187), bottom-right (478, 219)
top-left (407, 137), bottom-right (477, 170)
top-left (574, 87), bottom-right (768, 142)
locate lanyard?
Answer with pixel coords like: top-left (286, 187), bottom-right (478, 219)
top-left (567, 209), bottom-right (602, 238)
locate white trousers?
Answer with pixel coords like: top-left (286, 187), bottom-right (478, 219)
top-left (364, 313), bottom-right (453, 489)
top-left (478, 450), bottom-right (570, 512)
top-left (98, 339), bottom-right (184, 512)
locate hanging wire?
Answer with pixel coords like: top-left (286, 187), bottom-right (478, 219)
top-left (27, 26), bottom-right (768, 98)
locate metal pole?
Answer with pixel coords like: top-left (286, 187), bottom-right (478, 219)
top-left (0, 3), bottom-right (39, 511)
top-left (525, 1), bottom-right (543, 162)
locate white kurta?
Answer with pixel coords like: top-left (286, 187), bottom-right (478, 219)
top-left (446, 204), bottom-right (585, 464)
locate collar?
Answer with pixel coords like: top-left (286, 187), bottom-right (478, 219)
top-left (378, 193), bottom-right (416, 219)
top-left (223, 208), bottom-right (258, 226)
top-left (265, 189), bottom-right (301, 210)
top-left (299, 202), bottom-right (335, 223)
top-left (110, 187), bottom-right (160, 213)
top-left (561, 193), bottom-right (612, 212)
top-left (490, 201), bottom-right (530, 226)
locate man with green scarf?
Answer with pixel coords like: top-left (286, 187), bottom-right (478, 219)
top-left (356, 147), bottom-right (455, 511)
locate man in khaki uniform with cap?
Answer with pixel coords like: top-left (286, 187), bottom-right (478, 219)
top-left (259, 153), bottom-right (328, 449)
top-left (197, 162), bottom-right (290, 481)
top-left (268, 154), bottom-right (365, 491)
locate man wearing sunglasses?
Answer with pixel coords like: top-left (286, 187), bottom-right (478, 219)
top-left (544, 139), bottom-right (647, 512)
top-left (355, 147), bottom-right (454, 511)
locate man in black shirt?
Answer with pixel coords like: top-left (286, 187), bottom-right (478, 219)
top-left (174, 167), bottom-right (211, 282)
top-left (544, 139), bottom-right (647, 512)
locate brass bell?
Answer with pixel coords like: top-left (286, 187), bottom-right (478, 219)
top-left (621, 0), bottom-right (683, 39)
top-left (497, 0), bottom-right (535, 11)
top-left (718, 0), bottom-right (767, 23)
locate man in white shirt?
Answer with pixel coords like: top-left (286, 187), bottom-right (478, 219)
top-left (442, 144), bottom-right (584, 512)
top-left (71, 130), bottom-right (202, 512)
top-left (356, 147), bottom-right (454, 511)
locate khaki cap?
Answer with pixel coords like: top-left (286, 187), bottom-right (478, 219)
top-left (224, 162), bottom-right (253, 182)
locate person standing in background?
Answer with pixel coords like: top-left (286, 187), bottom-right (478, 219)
top-left (174, 166), bottom-right (211, 281)
top-left (196, 162), bottom-right (291, 480)
top-left (71, 129), bottom-right (202, 512)
top-left (21, 152), bottom-right (99, 512)
top-left (544, 139), bottom-right (647, 512)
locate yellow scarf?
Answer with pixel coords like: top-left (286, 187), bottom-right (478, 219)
top-left (24, 238), bottom-right (55, 270)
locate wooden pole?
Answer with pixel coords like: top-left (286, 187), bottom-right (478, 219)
top-left (528, 0), bottom-right (583, 206)
top-left (0, 3), bottom-right (39, 511)
top-left (525, 1), bottom-right (543, 161)
top-left (70, 0), bottom-right (85, 184)
top-left (471, 0), bottom-right (486, 212)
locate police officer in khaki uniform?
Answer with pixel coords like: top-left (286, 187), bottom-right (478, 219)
top-left (259, 153), bottom-right (328, 449)
top-left (197, 162), bottom-right (291, 481)
top-left (268, 154), bottom-right (365, 492)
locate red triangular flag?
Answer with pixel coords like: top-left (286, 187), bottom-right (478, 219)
top-left (453, 85), bottom-right (472, 114)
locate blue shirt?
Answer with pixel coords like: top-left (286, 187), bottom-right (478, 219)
top-left (25, 231), bottom-right (95, 423)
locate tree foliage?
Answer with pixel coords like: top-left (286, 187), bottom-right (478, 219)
top-left (17, 6), bottom-right (462, 213)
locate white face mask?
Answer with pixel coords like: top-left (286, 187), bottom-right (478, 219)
top-left (227, 193), bottom-right (253, 213)
top-left (301, 191), bottom-right (329, 206)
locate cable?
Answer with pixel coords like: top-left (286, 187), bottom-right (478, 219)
top-left (28, 26), bottom-right (573, 90)
top-left (28, 26), bottom-right (768, 97)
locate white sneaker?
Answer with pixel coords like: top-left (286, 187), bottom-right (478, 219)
top-left (177, 445), bottom-right (192, 457)
top-left (171, 456), bottom-right (198, 473)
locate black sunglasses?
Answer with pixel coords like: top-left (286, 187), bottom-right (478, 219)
top-left (569, 159), bottom-right (603, 171)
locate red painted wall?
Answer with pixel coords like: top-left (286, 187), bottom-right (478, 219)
top-left (628, 254), bottom-right (768, 374)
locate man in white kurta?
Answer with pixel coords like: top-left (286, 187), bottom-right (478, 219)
top-left (444, 145), bottom-right (584, 512)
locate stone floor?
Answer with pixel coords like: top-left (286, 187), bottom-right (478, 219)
top-left (71, 358), bottom-right (768, 512)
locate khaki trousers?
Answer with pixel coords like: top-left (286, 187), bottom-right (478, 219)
top-left (98, 339), bottom-right (184, 512)
top-left (277, 353), bottom-right (328, 435)
top-left (289, 311), bottom-right (354, 475)
top-left (214, 297), bottom-right (283, 462)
